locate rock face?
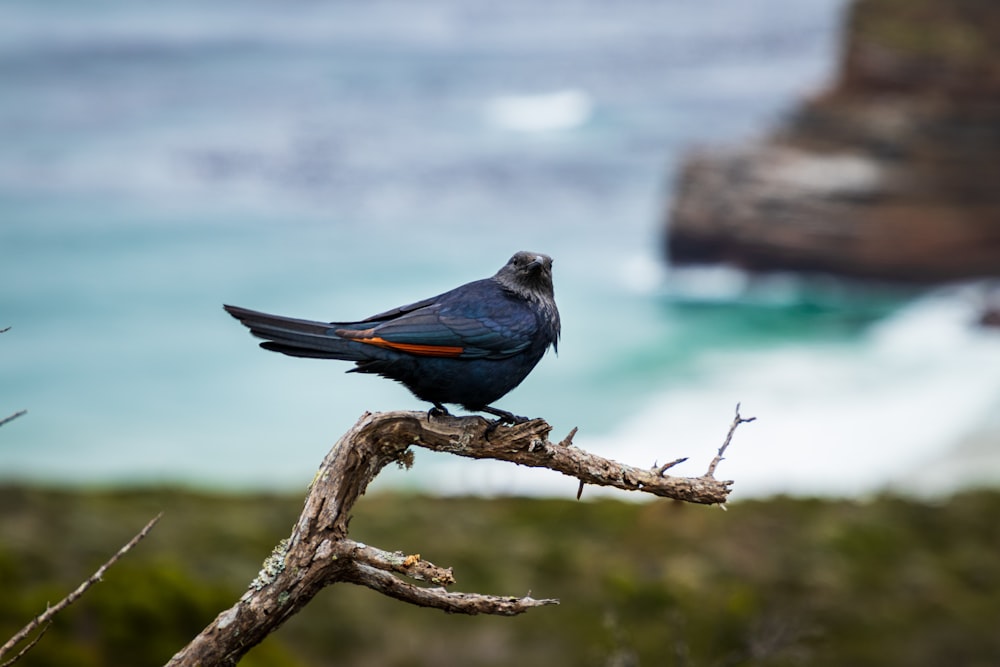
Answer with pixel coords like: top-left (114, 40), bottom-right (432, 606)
top-left (667, 0), bottom-right (1000, 283)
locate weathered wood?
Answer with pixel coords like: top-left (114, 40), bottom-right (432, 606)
top-left (165, 410), bottom-right (740, 666)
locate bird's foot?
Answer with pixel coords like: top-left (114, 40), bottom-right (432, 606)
top-left (480, 406), bottom-right (530, 425)
top-left (427, 403), bottom-right (451, 420)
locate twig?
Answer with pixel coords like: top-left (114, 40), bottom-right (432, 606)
top-left (0, 624), bottom-right (50, 667)
top-left (338, 539), bottom-right (455, 586)
top-left (0, 513), bottom-right (162, 663)
top-left (345, 563), bottom-right (558, 615)
top-left (557, 427), bottom-right (578, 448)
top-left (705, 403), bottom-right (755, 478)
top-left (0, 410), bottom-right (27, 429)
top-left (655, 457), bottom-right (689, 476)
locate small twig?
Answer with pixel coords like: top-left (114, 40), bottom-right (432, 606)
top-left (339, 540), bottom-right (456, 586)
top-left (345, 563), bottom-right (558, 616)
top-left (655, 457), bottom-right (689, 476)
top-left (0, 513), bottom-right (162, 663)
top-left (557, 427), bottom-right (578, 448)
top-left (0, 624), bottom-right (50, 667)
top-left (705, 403), bottom-right (755, 478)
top-left (0, 410), bottom-right (27, 429)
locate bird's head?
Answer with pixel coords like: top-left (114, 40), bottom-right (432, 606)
top-left (496, 251), bottom-right (555, 299)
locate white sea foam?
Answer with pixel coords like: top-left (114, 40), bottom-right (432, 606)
top-left (485, 90), bottom-right (593, 132)
top-left (663, 265), bottom-right (752, 301)
top-left (586, 286), bottom-right (1000, 499)
top-left (619, 253), bottom-right (667, 294)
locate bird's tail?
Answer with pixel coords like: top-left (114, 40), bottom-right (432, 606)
top-left (223, 304), bottom-right (368, 361)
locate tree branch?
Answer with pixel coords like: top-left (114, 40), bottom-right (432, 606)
top-left (706, 403), bottom-right (755, 478)
top-left (166, 409), bottom-right (747, 666)
top-left (0, 513), bottom-right (162, 664)
top-left (0, 326), bottom-right (25, 429)
top-left (344, 563), bottom-right (558, 615)
top-left (337, 539), bottom-right (456, 586)
top-left (368, 412), bottom-right (736, 504)
top-left (0, 410), bottom-right (27, 429)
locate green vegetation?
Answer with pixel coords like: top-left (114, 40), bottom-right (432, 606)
top-left (854, 0), bottom-right (997, 62)
top-left (2, 486), bottom-right (999, 666)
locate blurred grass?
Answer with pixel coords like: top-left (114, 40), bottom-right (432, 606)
top-left (2, 486), bottom-right (999, 666)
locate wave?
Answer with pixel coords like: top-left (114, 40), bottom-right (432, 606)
top-left (485, 89), bottom-right (593, 132)
top-left (582, 284), bottom-right (1000, 499)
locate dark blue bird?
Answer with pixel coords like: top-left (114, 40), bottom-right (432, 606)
top-left (224, 251), bottom-right (560, 422)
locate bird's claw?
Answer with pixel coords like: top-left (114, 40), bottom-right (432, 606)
top-left (480, 406), bottom-right (530, 430)
top-left (484, 413), bottom-right (529, 438)
top-left (427, 404), bottom-right (451, 420)
top-left (498, 413), bottom-right (530, 425)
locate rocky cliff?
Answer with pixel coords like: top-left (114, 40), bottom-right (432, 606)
top-left (666, 0), bottom-right (1000, 283)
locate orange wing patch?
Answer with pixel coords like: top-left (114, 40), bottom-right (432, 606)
top-left (337, 327), bottom-right (465, 357)
top-left (355, 335), bottom-right (464, 357)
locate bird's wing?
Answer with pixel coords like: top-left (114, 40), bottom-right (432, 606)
top-left (352, 295), bottom-right (440, 324)
top-left (335, 304), bottom-right (534, 360)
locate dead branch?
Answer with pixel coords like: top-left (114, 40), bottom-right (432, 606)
top-left (706, 403), bottom-right (755, 478)
top-left (0, 513), bottom-right (162, 665)
top-left (1, 326), bottom-right (26, 429)
top-left (166, 409), bottom-right (747, 666)
top-left (339, 539), bottom-right (456, 586)
top-left (344, 562), bottom-right (558, 615)
top-left (0, 410), bottom-right (27, 429)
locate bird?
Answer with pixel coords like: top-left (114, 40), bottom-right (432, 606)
top-left (224, 251), bottom-right (560, 423)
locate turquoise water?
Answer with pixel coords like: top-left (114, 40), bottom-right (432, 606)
top-left (4, 0), bottom-right (999, 497)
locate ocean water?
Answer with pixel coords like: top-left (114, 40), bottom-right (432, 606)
top-left (3, 0), bottom-right (999, 498)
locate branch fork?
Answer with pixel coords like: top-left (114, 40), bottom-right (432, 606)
top-left (164, 407), bottom-right (751, 665)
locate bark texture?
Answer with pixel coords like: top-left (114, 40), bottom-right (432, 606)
top-left (166, 410), bottom-right (738, 666)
